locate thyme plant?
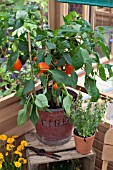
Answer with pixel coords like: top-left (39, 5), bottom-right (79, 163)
top-left (70, 92), bottom-right (107, 137)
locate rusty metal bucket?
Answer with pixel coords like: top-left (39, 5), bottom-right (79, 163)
top-left (35, 108), bottom-right (74, 146)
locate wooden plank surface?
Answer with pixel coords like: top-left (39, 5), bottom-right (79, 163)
top-left (94, 131), bottom-right (105, 142)
top-left (27, 149), bottom-right (94, 165)
top-left (104, 128), bottom-right (113, 145)
top-left (94, 148), bottom-right (102, 160)
top-left (102, 128), bottom-right (113, 169)
top-left (25, 132), bottom-right (75, 152)
top-left (0, 83), bottom-right (40, 108)
top-left (93, 139), bottom-right (103, 151)
top-left (5, 121), bottom-right (34, 137)
top-left (94, 141), bottom-right (113, 167)
top-left (94, 127), bottom-right (113, 170)
top-left (102, 145), bottom-right (113, 162)
top-left (0, 104), bottom-right (22, 123)
top-left (98, 123), bottom-right (110, 133)
top-left (95, 158), bottom-right (113, 170)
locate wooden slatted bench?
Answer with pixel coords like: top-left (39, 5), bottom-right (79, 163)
top-left (25, 132), bottom-right (96, 170)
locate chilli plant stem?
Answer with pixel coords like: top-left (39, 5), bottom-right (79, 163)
top-left (28, 32), bottom-right (36, 95)
top-left (40, 7), bottom-right (44, 28)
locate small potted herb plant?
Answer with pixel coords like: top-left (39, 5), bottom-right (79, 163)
top-left (1, 4), bottom-right (113, 146)
top-left (70, 92), bottom-right (107, 155)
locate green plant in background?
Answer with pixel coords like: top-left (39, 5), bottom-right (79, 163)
top-left (0, 0), bottom-right (48, 16)
top-left (0, 1), bottom-right (47, 97)
top-left (0, 65), bottom-right (17, 98)
top-left (70, 91), bottom-right (107, 137)
top-left (27, 0), bottom-right (48, 14)
top-left (0, 59), bottom-right (31, 98)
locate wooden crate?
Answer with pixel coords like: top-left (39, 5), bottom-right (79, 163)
top-left (25, 132), bottom-right (96, 170)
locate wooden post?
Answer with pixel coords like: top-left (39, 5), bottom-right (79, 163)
top-left (82, 5), bottom-right (89, 22)
top-left (102, 160), bottom-right (108, 170)
top-left (90, 6), bottom-right (96, 30)
top-left (48, 0), bottom-right (68, 30)
top-left (48, 0), bottom-right (56, 30)
top-left (81, 153), bottom-right (96, 170)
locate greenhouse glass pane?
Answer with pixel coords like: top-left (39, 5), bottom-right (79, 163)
top-left (57, 0), bottom-right (113, 8)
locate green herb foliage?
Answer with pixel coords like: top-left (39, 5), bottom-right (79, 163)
top-left (70, 92), bottom-right (107, 137)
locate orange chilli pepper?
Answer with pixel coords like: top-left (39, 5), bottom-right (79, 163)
top-left (13, 59), bottom-right (22, 71)
top-left (53, 82), bottom-right (58, 90)
top-left (38, 62), bottom-right (50, 73)
top-left (65, 64), bottom-right (74, 74)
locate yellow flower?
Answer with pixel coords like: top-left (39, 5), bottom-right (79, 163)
top-left (14, 150), bottom-right (19, 154)
top-left (18, 158), bottom-right (27, 164)
top-left (17, 145), bottom-right (24, 152)
top-left (6, 144), bottom-right (15, 151)
top-left (14, 151), bottom-right (22, 157)
top-left (5, 152), bottom-right (8, 156)
top-left (23, 159), bottom-right (27, 164)
top-left (0, 163), bottom-right (2, 169)
top-left (7, 137), bottom-right (15, 144)
top-left (14, 161), bottom-right (21, 168)
top-left (0, 134), bottom-right (7, 141)
top-left (12, 135), bottom-right (18, 139)
top-left (0, 153), bottom-right (4, 162)
top-left (20, 140), bottom-right (28, 147)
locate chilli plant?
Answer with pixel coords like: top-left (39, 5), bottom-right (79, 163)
top-left (1, 6), bottom-right (113, 127)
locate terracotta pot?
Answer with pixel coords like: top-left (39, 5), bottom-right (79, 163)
top-left (35, 108), bottom-right (74, 146)
top-left (74, 133), bottom-right (95, 155)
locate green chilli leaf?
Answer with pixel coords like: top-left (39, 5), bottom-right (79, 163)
top-left (23, 79), bottom-right (35, 94)
top-left (98, 64), bottom-right (106, 81)
top-left (45, 54), bottom-right (52, 65)
top-left (46, 42), bottom-right (56, 50)
top-left (36, 50), bottom-right (45, 63)
top-left (35, 94), bottom-right (49, 108)
top-left (63, 95), bottom-right (72, 117)
top-left (17, 108), bottom-right (29, 127)
top-left (29, 105), bottom-right (39, 125)
top-left (104, 64), bottom-right (113, 78)
top-left (62, 52), bottom-right (72, 65)
top-left (85, 62), bottom-right (93, 76)
top-left (40, 74), bottom-right (47, 88)
top-left (84, 76), bottom-right (100, 102)
top-left (80, 48), bottom-right (90, 63)
top-left (72, 48), bottom-right (84, 70)
top-left (71, 71), bottom-right (78, 88)
top-left (14, 88), bottom-right (23, 97)
top-left (49, 69), bottom-right (76, 88)
top-left (6, 52), bottom-right (19, 70)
